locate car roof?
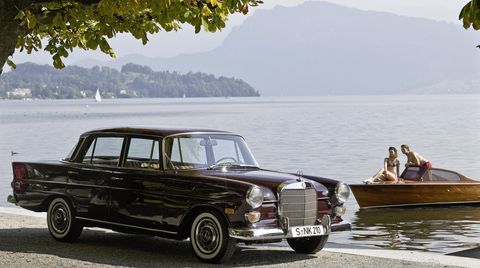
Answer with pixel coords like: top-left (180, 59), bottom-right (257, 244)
top-left (81, 126), bottom-right (236, 138)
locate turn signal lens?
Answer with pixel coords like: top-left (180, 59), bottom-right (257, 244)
top-left (245, 211), bottom-right (261, 223)
top-left (224, 208), bottom-right (235, 215)
top-left (335, 206), bottom-right (347, 216)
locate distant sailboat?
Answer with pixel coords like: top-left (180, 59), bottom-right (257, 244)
top-left (95, 89), bottom-right (102, 102)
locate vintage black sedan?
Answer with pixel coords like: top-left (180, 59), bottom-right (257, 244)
top-left (8, 127), bottom-right (351, 263)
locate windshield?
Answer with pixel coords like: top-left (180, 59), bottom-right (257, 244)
top-left (163, 134), bottom-right (258, 170)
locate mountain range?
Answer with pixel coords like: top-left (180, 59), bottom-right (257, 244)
top-left (73, 1), bottom-right (480, 96)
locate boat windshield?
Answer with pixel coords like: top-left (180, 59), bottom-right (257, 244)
top-left (163, 134), bottom-right (258, 170)
top-left (400, 167), bottom-right (462, 182)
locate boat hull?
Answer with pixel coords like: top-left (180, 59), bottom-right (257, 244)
top-left (350, 183), bottom-right (480, 209)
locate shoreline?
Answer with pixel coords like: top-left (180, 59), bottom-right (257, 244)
top-left (0, 206), bottom-right (478, 267)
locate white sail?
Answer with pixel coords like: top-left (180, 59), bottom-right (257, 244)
top-left (95, 89), bottom-right (102, 102)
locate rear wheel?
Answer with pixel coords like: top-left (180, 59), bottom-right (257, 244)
top-left (47, 197), bottom-right (83, 242)
top-left (287, 235), bottom-right (329, 254)
top-left (190, 211), bottom-right (236, 263)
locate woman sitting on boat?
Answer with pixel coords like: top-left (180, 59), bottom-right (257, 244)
top-left (363, 147), bottom-right (400, 184)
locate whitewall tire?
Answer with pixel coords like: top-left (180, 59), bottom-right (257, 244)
top-left (190, 211), bottom-right (236, 263)
top-left (47, 197), bottom-right (83, 242)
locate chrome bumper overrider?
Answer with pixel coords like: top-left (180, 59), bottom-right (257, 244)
top-left (7, 195), bottom-right (17, 204)
top-left (228, 215), bottom-right (350, 241)
top-left (331, 220), bottom-right (351, 232)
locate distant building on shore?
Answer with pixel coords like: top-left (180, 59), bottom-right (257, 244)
top-left (7, 88), bottom-right (33, 100)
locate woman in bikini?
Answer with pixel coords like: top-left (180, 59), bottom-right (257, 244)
top-left (364, 147), bottom-right (401, 184)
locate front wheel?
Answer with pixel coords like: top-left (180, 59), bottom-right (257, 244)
top-left (190, 211), bottom-right (236, 263)
top-left (287, 235), bottom-right (329, 254)
top-left (47, 197), bottom-right (83, 242)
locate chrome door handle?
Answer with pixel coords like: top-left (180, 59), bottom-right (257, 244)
top-left (111, 176), bottom-right (124, 181)
top-left (68, 171), bottom-right (79, 175)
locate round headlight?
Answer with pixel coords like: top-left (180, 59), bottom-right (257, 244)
top-left (335, 183), bottom-right (351, 203)
top-left (246, 186), bottom-right (263, 209)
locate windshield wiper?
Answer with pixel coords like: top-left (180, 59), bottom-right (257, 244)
top-left (207, 162), bottom-right (258, 170)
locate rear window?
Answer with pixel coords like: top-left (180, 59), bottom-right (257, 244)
top-left (64, 137), bottom-right (85, 161)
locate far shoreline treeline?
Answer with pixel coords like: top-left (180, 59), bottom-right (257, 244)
top-left (0, 63), bottom-right (260, 99)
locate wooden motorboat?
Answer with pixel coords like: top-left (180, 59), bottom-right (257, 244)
top-left (350, 167), bottom-right (480, 209)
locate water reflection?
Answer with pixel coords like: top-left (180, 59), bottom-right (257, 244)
top-left (350, 206), bottom-right (480, 253)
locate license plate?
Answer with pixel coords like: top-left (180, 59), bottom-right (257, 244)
top-left (291, 225), bottom-right (325, 238)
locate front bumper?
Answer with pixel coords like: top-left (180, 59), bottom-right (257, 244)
top-left (229, 215), bottom-right (350, 241)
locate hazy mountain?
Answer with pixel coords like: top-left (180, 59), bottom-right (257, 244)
top-left (74, 1), bottom-right (480, 96)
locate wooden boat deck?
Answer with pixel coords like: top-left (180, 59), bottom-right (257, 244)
top-left (350, 167), bottom-right (480, 209)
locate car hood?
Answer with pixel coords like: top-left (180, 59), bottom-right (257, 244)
top-left (204, 168), bottom-right (329, 196)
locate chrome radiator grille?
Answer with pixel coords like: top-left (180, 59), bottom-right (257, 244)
top-left (279, 186), bottom-right (317, 227)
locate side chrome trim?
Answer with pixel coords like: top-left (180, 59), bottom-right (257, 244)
top-left (26, 180), bottom-right (112, 190)
top-left (75, 217), bottom-right (177, 235)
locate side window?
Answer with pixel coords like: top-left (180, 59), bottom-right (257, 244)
top-left (125, 138), bottom-right (161, 170)
top-left (82, 137), bottom-right (124, 166)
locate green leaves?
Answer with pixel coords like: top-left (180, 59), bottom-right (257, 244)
top-left (86, 38), bottom-right (99, 50)
top-left (460, 0), bottom-right (480, 30)
top-left (459, 1), bottom-right (480, 47)
top-left (53, 54), bottom-right (65, 69)
top-left (6, 57), bottom-right (16, 69)
top-left (13, 0), bottom-right (263, 69)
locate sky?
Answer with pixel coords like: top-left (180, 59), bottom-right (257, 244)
top-left (11, 0), bottom-right (473, 65)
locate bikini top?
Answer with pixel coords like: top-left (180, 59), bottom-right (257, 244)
top-left (387, 158), bottom-right (397, 167)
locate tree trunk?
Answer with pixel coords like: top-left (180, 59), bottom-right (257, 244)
top-left (0, 1), bottom-right (30, 75)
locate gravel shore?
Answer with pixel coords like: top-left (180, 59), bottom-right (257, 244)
top-left (0, 208), bottom-right (478, 268)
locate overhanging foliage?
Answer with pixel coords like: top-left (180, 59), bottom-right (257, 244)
top-left (2, 0), bottom-right (262, 71)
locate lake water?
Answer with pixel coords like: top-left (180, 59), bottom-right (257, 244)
top-left (1, 95), bottom-right (479, 253)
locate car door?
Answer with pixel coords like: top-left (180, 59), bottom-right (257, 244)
top-left (67, 135), bottom-right (125, 221)
top-left (161, 135), bottom-right (211, 232)
top-left (108, 136), bottom-right (166, 231)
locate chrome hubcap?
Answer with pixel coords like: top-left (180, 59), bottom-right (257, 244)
top-left (51, 203), bottom-right (69, 234)
top-left (195, 218), bottom-right (220, 254)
